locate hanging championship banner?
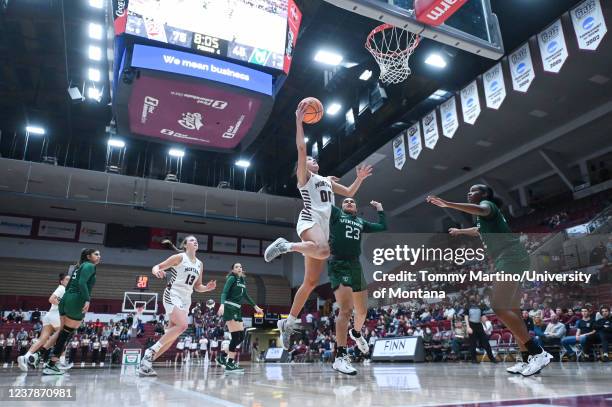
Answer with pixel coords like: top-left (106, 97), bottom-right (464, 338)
top-left (422, 110), bottom-right (439, 149)
top-left (460, 81), bottom-right (481, 125)
top-left (439, 96), bottom-right (458, 139)
top-left (483, 63), bottom-right (506, 110)
top-left (392, 134), bottom-right (407, 170)
top-left (509, 43), bottom-right (535, 92)
top-left (538, 19), bottom-right (568, 73)
top-left (571, 0), bottom-right (607, 51)
top-left (407, 123), bottom-right (422, 160)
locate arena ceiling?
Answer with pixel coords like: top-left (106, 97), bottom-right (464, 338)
top-left (0, 0), bottom-right (603, 214)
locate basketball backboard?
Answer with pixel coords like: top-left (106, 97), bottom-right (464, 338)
top-left (324, 0), bottom-right (504, 59)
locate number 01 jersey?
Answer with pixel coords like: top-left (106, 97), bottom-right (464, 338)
top-left (329, 206), bottom-right (387, 259)
top-left (165, 253), bottom-right (202, 300)
top-left (296, 172), bottom-right (334, 239)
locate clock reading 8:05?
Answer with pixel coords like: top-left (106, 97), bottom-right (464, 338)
top-left (193, 33), bottom-right (220, 49)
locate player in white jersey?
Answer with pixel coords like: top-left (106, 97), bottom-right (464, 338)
top-left (138, 236), bottom-right (216, 376)
top-left (264, 102), bottom-right (373, 349)
top-left (18, 273), bottom-right (70, 372)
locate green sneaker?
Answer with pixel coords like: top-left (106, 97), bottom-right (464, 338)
top-left (216, 354), bottom-right (227, 367)
top-left (42, 363), bottom-right (64, 376)
top-left (224, 360), bottom-right (244, 374)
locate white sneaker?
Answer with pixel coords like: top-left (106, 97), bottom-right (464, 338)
top-left (333, 355), bottom-right (357, 376)
top-left (17, 355), bottom-right (28, 372)
top-left (520, 351), bottom-right (552, 377)
top-left (506, 361), bottom-right (528, 374)
top-left (58, 361), bottom-right (73, 371)
top-left (277, 319), bottom-right (296, 350)
top-left (264, 238), bottom-right (290, 262)
top-left (137, 365), bottom-right (157, 377)
top-left (141, 349), bottom-right (155, 370)
top-left (349, 330), bottom-right (369, 355)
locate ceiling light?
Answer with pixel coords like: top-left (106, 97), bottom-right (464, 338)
top-left (25, 126), bottom-right (45, 135)
top-left (322, 136), bottom-right (331, 146)
top-left (89, 0), bottom-right (104, 8)
top-left (88, 45), bottom-right (102, 61)
top-left (326, 103), bottom-right (342, 115)
top-left (359, 70), bottom-right (373, 81)
top-left (425, 53), bottom-right (447, 68)
top-left (304, 137), bottom-right (309, 143)
top-left (107, 138), bottom-right (125, 148)
top-left (235, 159), bottom-right (251, 168)
top-left (88, 68), bottom-right (101, 82)
top-left (314, 50), bottom-right (343, 66)
top-left (87, 87), bottom-right (101, 100)
top-left (89, 23), bottom-right (103, 40)
top-left (168, 148), bottom-right (185, 158)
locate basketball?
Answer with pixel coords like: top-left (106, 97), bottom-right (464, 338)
top-left (300, 97), bottom-right (324, 124)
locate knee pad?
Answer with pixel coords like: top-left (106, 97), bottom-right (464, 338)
top-left (229, 331), bottom-right (242, 352)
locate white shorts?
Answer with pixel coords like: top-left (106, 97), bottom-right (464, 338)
top-left (296, 210), bottom-right (329, 241)
top-left (163, 290), bottom-right (190, 317)
top-left (42, 311), bottom-right (61, 328)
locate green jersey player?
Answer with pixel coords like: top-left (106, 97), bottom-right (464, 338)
top-left (329, 198), bottom-right (386, 375)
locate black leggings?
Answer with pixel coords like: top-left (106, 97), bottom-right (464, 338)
top-left (5, 347), bottom-right (13, 363)
top-left (468, 322), bottom-right (495, 361)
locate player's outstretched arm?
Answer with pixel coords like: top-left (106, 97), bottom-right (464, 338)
top-left (194, 264), bottom-right (216, 293)
top-left (295, 103), bottom-right (310, 188)
top-left (363, 201), bottom-right (387, 233)
top-left (152, 254), bottom-right (182, 279)
top-left (448, 227), bottom-right (480, 237)
top-left (331, 164), bottom-right (373, 197)
top-left (426, 195), bottom-right (491, 217)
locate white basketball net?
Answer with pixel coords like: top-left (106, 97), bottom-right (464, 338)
top-left (366, 24), bottom-right (420, 84)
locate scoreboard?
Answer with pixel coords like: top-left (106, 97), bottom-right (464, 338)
top-left (120, 0), bottom-right (302, 73)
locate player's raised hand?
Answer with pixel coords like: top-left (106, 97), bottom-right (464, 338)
top-left (295, 102), bottom-right (307, 123)
top-left (370, 201), bottom-right (383, 211)
top-left (426, 195), bottom-right (448, 208)
top-left (254, 305), bottom-right (263, 313)
top-left (153, 267), bottom-right (166, 279)
top-left (356, 164), bottom-right (373, 180)
top-left (205, 280), bottom-right (216, 291)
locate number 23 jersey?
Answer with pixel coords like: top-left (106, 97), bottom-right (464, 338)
top-left (297, 172), bottom-right (334, 240)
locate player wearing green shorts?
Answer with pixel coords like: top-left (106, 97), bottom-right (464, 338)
top-left (217, 263), bottom-right (262, 373)
top-left (427, 184), bottom-right (552, 377)
top-left (43, 248), bottom-right (100, 375)
top-left (329, 198), bottom-right (386, 375)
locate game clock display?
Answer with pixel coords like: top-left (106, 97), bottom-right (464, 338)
top-left (135, 275), bottom-right (149, 290)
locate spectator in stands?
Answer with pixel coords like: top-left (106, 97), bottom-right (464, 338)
top-left (594, 306), bottom-right (611, 362)
top-left (136, 319), bottom-right (145, 338)
top-left (5, 332), bottom-right (15, 364)
top-left (81, 335), bottom-right (91, 364)
top-left (68, 335), bottom-right (79, 364)
top-left (0, 334), bottom-right (5, 365)
top-left (100, 336), bottom-right (109, 366)
top-left (590, 242), bottom-right (607, 265)
top-left (535, 314), bottom-right (566, 348)
top-left (533, 316), bottom-right (545, 338)
top-left (450, 320), bottom-right (467, 358)
top-left (91, 336), bottom-right (101, 365)
top-left (30, 308), bottom-right (41, 324)
top-left (16, 309), bottom-right (25, 324)
top-left (561, 307), bottom-right (597, 361)
top-left (154, 320), bottom-right (165, 336)
top-left (597, 258), bottom-right (612, 284)
top-left (563, 308), bottom-right (579, 328)
top-left (33, 321), bottom-right (42, 335)
top-left (522, 310), bottom-right (534, 333)
top-left (6, 309), bottom-right (16, 323)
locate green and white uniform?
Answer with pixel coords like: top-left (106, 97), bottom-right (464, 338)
top-left (477, 200), bottom-right (530, 274)
top-left (58, 261), bottom-right (96, 321)
top-left (328, 206), bottom-right (387, 292)
top-left (221, 274), bottom-right (256, 322)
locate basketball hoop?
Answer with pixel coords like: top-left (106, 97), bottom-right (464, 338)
top-left (366, 23), bottom-right (421, 84)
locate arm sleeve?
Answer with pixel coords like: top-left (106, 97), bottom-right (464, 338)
top-left (363, 211), bottom-right (387, 233)
top-left (52, 286), bottom-right (64, 298)
top-left (220, 276), bottom-right (235, 303)
top-left (330, 205), bottom-right (341, 223)
top-left (78, 264), bottom-right (95, 302)
top-left (244, 291), bottom-right (256, 306)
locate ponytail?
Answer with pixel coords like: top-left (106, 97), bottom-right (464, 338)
top-left (162, 239), bottom-right (182, 253)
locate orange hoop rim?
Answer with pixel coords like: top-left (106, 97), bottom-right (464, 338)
top-left (365, 23), bottom-right (421, 59)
